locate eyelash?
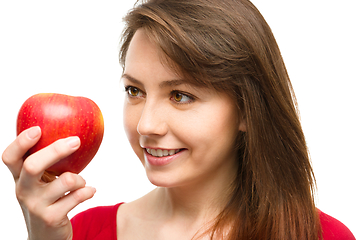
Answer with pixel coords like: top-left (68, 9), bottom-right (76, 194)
top-left (124, 85), bottom-right (195, 104)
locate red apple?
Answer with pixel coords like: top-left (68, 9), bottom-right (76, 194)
top-left (16, 93), bottom-right (104, 176)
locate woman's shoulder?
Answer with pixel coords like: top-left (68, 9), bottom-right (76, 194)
top-left (319, 210), bottom-right (356, 240)
top-left (71, 202), bottom-right (124, 240)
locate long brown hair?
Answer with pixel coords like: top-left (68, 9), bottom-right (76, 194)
top-left (120, 0), bottom-right (322, 239)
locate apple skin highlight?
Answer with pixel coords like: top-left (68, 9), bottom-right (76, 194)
top-left (16, 93), bottom-right (104, 176)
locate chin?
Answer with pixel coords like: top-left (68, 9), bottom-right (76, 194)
top-left (145, 170), bottom-right (184, 188)
top-left (146, 172), bottom-right (172, 188)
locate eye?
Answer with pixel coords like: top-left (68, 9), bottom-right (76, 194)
top-left (129, 87), bottom-right (139, 96)
top-left (125, 86), bottom-right (145, 98)
top-left (171, 91), bottom-right (194, 104)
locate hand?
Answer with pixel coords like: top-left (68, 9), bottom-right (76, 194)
top-left (2, 126), bottom-right (96, 240)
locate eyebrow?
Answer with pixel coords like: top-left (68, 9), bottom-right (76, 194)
top-left (121, 73), bottom-right (193, 88)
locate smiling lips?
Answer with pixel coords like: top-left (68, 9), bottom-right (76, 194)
top-left (146, 148), bottom-right (181, 157)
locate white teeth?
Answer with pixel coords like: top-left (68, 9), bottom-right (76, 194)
top-left (157, 149), bottom-right (163, 157)
top-left (146, 148), bottom-right (181, 157)
top-left (151, 149), bottom-right (157, 156)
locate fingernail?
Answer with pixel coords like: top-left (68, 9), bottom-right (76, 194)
top-left (27, 126), bottom-right (41, 139)
top-left (66, 137), bottom-right (80, 148)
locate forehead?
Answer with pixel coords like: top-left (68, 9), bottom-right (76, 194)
top-left (124, 29), bottom-right (210, 88)
top-left (125, 30), bottom-right (172, 71)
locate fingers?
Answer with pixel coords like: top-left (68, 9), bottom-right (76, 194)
top-left (50, 186), bottom-right (96, 217)
top-left (21, 172), bottom-right (96, 217)
top-left (45, 172), bottom-right (86, 204)
top-left (15, 173), bottom-right (96, 240)
top-left (16, 171), bottom-right (96, 228)
top-left (3, 128), bottom-right (95, 240)
top-left (33, 186), bottom-right (96, 230)
top-left (43, 174), bottom-right (96, 225)
top-left (2, 126), bottom-right (41, 180)
top-left (20, 136), bottom-right (80, 186)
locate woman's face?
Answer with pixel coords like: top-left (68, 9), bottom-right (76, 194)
top-left (122, 29), bottom-right (243, 188)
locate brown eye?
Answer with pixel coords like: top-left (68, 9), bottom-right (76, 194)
top-left (125, 86), bottom-right (145, 98)
top-left (171, 91), bottom-right (194, 104)
top-left (128, 87), bottom-right (140, 96)
top-left (173, 92), bottom-right (183, 102)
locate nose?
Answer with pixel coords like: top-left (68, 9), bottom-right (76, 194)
top-left (137, 100), bottom-right (168, 137)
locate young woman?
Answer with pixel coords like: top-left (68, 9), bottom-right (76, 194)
top-left (2, 0), bottom-right (355, 239)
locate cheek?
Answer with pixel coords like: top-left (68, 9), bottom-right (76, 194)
top-left (175, 103), bottom-right (239, 154)
top-left (195, 117), bottom-right (236, 148)
top-left (123, 103), bottom-right (142, 156)
top-left (123, 104), bottom-right (134, 139)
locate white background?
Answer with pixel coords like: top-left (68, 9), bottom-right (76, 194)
top-left (0, 1), bottom-right (358, 239)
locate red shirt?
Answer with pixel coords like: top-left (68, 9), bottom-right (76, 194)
top-left (71, 203), bottom-right (355, 240)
